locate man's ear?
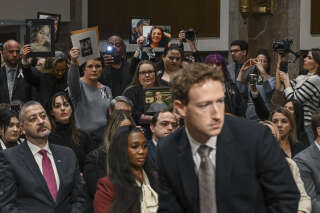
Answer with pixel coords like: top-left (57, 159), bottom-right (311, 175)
top-left (173, 100), bottom-right (186, 118)
top-left (150, 124), bottom-right (155, 134)
top-left (316, 126), bottom-right (320, 138)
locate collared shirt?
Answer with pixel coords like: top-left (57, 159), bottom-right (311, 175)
top-left (185, 127), bottom-right (217, 173)
top-left (5, 65), bottom-right (17, 101)
top-left (315, 141), bottom-right (320, 152)
top-left (152, 138), bottom-right (157, 148)
top-left (27, 141), bottom-right (60, 189)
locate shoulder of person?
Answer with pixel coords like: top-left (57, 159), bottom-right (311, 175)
top-left (293, 143), bottom-right (317, 162)
top-left (50, 142), bottom-right (76, 156)
top-left (158, 127), bottom-right (186, 152)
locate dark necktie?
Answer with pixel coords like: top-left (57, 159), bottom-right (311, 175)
top-left (39, 149), bottom-right (58, 202)
top-left (198, 145), bottom-right (217, 213)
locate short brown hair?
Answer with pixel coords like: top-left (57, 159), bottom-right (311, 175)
top-left (171, 63), bottom-right (224, 105)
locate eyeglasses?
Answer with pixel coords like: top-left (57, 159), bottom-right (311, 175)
top-left (139, 70), bottom-right (155, 76)
top-left (168, 56), bottom-right (181, 61)
top-left (229, 49), bottom-right (241, 53)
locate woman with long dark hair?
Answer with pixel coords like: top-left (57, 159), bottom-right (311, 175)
top-left (237, 49), bottom-right (275, 120)
top-left (279, 48), bottom-right (320, 144)
top-left (83, 110), bottom-right (135, 198)
top-left (47, 91), bottom-right (89, 171)
top-left (270, 107), bottom-right (308, 158)
top-left (123, 60), bottom-right (160, 124)
top-left (0, 109), bottom-right (21, 150)
top-left (260, 120), bottom-right (311, 213)
top-left (94, 125), bottom-right (157, 213)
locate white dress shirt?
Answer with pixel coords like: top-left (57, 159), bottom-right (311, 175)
top-left (27, 141), bottom-right (60, 190)
top-left (315, 141), bottom-right (320, 152)
top-left (185, 127), bottom-right (217, 173)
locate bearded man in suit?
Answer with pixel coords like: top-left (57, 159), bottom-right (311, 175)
top-left (0, 101), bottom-right (88, 213)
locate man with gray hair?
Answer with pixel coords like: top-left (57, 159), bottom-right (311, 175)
top-left (0, 40), bottom-right (32, 104)
top-left (0, 101), bottom-right (88, 213)
top-left (108, 95), bottom-right (133, 115)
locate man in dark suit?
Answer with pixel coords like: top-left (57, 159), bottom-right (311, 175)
top-left (148, 110), bottom-right (178, 170)
top-left (0, 101), bottom-right (88, 213)
top-left (294, 112), bottom-right (320, 212)
top-left (0, 40), bottom-right (32, 104)
top-left (157, 63), bottom-right (300, 213)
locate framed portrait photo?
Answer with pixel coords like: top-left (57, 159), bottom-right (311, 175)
top-left (37, 12), bottom-right (61, 41)
top-left (144, 87), bottom-right (172, 114)
top-left (71, 26), bottom-right (100, 65)
top-left (25, 19), bottom-right (55, 57)
top-left (143, 25), bottom-right (171, 49)
top-left (129, 17), bottom-right (151, 44)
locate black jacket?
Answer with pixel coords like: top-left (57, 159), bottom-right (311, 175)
top-left (0, 65), bottom-right (33, 103)
top-left (48, 122), bottom-right (90, 172)
top-left (22, 65), bottom-right (68, 108)
top-left (99, 60), bottom-right (135, 97)
top-left (157, 115), bottom-right (300, 213)
top-left (83, 146), bottom-right (107, 198)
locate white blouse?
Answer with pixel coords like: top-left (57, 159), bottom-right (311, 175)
top-left (136, 170), bottom-right (158, 213)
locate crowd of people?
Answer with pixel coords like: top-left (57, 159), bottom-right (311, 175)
top-left (0, 29), bottom-right (319, 213)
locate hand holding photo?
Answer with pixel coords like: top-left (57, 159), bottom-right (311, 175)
top-left (71, 26), bottom-right (100, 65)
top-left (129, 18), bottom-right (151, 44)
top-left (25, 19), bottom-right (55, 57)
top-left (143, 25), bottom-right (171, 48)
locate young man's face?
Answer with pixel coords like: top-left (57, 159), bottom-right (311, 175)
top-left (230, 45), bottom-right (246, 64)
top-left (150, 112), bottom-right (178, 142)
top-left (176, 79), bottom-right (225, 143)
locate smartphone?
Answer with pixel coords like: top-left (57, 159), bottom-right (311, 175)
top-left (248, 73), bottom-right (258, 85)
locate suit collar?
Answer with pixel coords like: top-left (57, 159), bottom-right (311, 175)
top-left (310, 143), bottom-right (320, 160)
top-left (18, 143), bottom-right (55, 204)
top-left (19, 142), bottom-right (65, 204)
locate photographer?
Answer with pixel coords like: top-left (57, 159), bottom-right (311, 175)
top-left (99, 35), bottom-right (134, 97)
top-left (237, 49), bottom-right (275, 120)
top-left (278, 49), bottom-right (320, 144)
top-left (177, 29), bottom-right (201, 62)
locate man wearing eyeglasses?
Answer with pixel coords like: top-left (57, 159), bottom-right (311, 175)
top-left (227, 40), bottom-right (248, 83)
top-left (148, 110), bottom-right (178, 171)
top-left (99, 35), bottom-right (133, 97)
top-left (0, 40), bottom-right (32, 104)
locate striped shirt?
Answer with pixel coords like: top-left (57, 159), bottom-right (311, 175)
top-left (284, 74), bottom-right (320, 126)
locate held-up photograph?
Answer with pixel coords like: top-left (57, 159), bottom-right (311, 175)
top-left (25, 19), bottom-right (55, 57)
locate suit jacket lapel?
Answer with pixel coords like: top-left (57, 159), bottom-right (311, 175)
top-left (1, 67), bottom-right (10, 102)
top-left (177, 129), bottom-right (199, 213)
top-left (19, 143), bottom-right (54, 202)
top-left (310, 144), bottom-right (320, 171)
top-left (49, 143), bottom-right (64, 203)
top-left (215, 117), bottom-right (235, 208)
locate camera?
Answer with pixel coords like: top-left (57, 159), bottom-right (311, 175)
top-left (104, 45), bottom-right (115, 56)
top-left (183, 29), bottom-right (195, 42)
top-left (103, 44), bottom-right (122, 64)
top-left (248, 73), bottom-right (258, 85)
top-left (272, 38), bottom-right (293, 55)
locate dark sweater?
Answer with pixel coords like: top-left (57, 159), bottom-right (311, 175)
top-left (49, 122), bottom-right (90, 171)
